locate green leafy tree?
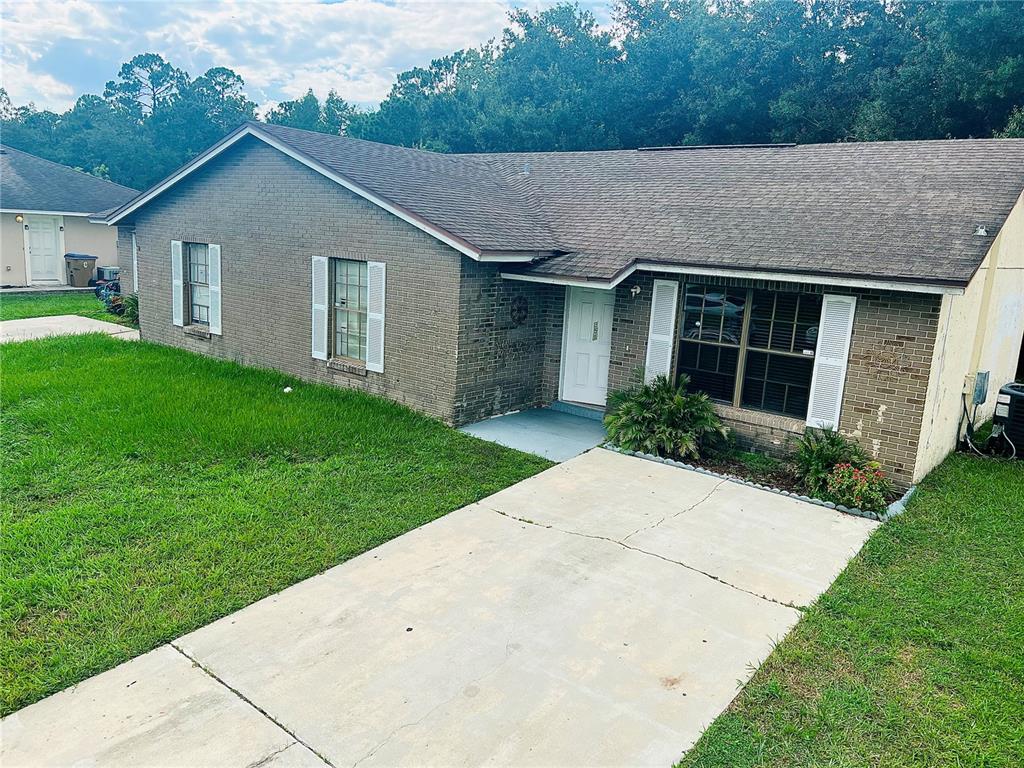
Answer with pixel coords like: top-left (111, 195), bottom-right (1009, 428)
top-left (267, 89), bottom-right (353, 135)
top-left (103, 53), bottom-right (188, 118)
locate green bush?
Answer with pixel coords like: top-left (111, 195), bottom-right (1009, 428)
top-left (792, 427), bottom-right (870, 497)
top-left (823, 462), bottom-right (893, 511)
top-left (120, 293), bottom-right (139, 325)
top-left (604, 373), bottom-right (728, 460)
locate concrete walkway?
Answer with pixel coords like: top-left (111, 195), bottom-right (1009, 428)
top-left (0, 314), bottom-right (139, 343)
top-left (459, 407), bottom-right (606, 461)
top-left (1, 449), bottom-right (878, 767)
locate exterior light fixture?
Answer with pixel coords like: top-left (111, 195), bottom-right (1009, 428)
top-left (630, 285), bottom-right (642, 297)
top-left (15, 214), bottom-right (23, 223)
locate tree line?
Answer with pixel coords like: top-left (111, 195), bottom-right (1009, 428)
top-left (2, 0), bottom-right (1022, 191)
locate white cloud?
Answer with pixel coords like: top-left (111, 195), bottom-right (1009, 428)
top-left (1, 0), bottom-right (529, 111)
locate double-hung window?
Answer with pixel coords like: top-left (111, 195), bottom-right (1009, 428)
top-left (332, 259), bottom-right (368, 362)
top-left (186, 243), bottom-right (211, 326)
top-left (677, 283), bottom-right (823, 419)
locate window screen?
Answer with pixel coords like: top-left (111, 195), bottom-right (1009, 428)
top-left (186, 243), bottom-right (210, 326)
top-left (332, 259), bottom-right (368, 362)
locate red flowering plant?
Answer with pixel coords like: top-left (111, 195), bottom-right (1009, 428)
top-left (824, 461), bottom-right (893, 512)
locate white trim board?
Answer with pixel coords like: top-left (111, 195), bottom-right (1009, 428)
top-left (502, 262), bottom-right (966, 296)
top-left (103, 124), bottom-right (486, 261)
top-left (2, 209), bottom-right (96, 218)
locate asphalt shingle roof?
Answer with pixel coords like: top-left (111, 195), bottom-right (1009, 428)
top-left (118, 123), bottom-right (1024, 287)
top-left (257, 123), bottom-right (555, 252)
top-left (0, 145), bottom-right (138, 215)
top-left (477, 140), bottom-right (1024, 286)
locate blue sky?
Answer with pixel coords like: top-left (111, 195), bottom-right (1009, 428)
top-left (1, 1), bottom-right (612, 113)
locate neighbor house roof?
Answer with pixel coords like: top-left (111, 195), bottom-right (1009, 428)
top-left (105, 122), bottom-right (1024, 291)
top-left (0, 145), bottom-right (138, 216)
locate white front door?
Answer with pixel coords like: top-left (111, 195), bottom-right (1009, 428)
top-left (25, 215), bottom-right (64, 283)
top-left (561, 286), bottom-right (614, 406)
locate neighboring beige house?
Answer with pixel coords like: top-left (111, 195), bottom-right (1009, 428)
top-left (0, 145), bottom-right (137, 287)
top-left (105, 122), bottom-right (1024, 486)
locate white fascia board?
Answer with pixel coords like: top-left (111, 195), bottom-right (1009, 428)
top-left (503, 262), bottom-right (965, 295)
top-left (500, 271), bottom-right (616, 289)
top-left (627, 262), bottom-right (966, 295)
top-left (478, 252), bottom-right (540, 263)
top-left (103, 124), bottom-right (484, 260)
top-left (1, 209), bottom-right (94, 217)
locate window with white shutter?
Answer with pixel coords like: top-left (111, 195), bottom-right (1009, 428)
top-left (208, 244), bottom-right (222, 335)
top-left (131, 232), bottom-right (139, 293)
top-left (644, 279), bottom-right (679, 382)
top-left (170, 240), bottom-right (183, 327)
top-left (311, 256), bottom-right (329, 360)
top-left (806, 294), bottom-right (857, 429)
top-left (366, 261), bottom-right (386, 373)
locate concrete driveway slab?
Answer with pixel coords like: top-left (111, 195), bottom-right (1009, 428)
top-left (0, 646), bottom-right (328, 768)
top-left (3, 448), bottom-right (878, 767)
top-left (0, 314), bottom-right (139, 343)
top-left (482, 447), bottom-right (726, 540)
top-left (178, 503), bottom-right (797, 767)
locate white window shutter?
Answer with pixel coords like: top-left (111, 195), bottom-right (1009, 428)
top-left (806, 294), bottom-right (857, 428)
top-left (131, 232), bottom-right (139, 292)
top-left (366, 261), bottom-right (386, 373)
top-left (644, 279), bottom-right (679, 382)
top-left (208, 244), bottom-right (222, 336)
top-left (311, 256), bottom-right (329, 361)
top-left (171, 240), bottom-right (183, 327)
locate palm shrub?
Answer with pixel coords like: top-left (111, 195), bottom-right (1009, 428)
top-left (792, 427), bottom-right (870, 497)
top-left (120, 293), bottom-right (139, 325)
top-left (604, 373), bottom-right (728, 460)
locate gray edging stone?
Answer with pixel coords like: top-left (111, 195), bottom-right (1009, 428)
top-left (602, 444), bottom-right (914, 523)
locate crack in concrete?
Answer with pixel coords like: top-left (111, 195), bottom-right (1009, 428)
top-left (350, 642), bottom-right (519, 768)
top-left (245, 741), bottom-right (299, 768)
top-left (621, 479), bottom-right (728, 542)
top-left (170, 643), bottom-right (336, 768)
top-left (487, 506), bottom-right (802, 611)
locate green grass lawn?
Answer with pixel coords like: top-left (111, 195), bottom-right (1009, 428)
top-left (0, 335), bottom-right (550, 715)
top-left (0, 291), bottom-right (123, 323)
top-left (680, 453), bottom-right (1024, 767)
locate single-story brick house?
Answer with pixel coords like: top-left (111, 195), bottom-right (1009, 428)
top-left (1, 145), bottom-right (137, 287)
top-left (103, 122), bottom-right (1024, 486)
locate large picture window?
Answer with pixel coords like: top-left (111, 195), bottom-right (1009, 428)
top-left (332, 259), bottom-right (368, 362)
top-left (676, 284), bottom-right (822, 419)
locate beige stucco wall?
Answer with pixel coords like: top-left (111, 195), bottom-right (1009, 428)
top-left (915, 193), bottom-right (1024, 479)
top-left (0, 213), bottom-right (119, 287)
top-left (0, 213), bottom-right (28, 286)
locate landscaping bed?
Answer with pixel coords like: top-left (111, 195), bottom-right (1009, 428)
top-left (0, 334), bottom-right (550, 715)
top-left (605, 374), bottom-right (900, 516)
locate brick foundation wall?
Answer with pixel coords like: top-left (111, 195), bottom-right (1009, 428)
top-left (453, 264), bottom-right (564, 424)
top-left (122, 137), bottom-right (464, 423)
top-left (607, 272), bottom-right (940, 485)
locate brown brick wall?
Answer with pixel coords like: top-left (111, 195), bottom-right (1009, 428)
top-left (453, 263), bottom-right (564, 424)
top-left (607, 272), bottom-right (940, 485)
top-left (122, 136), bottom-right (464, 422)
top-left (838, 291), bottom-right (941, 485)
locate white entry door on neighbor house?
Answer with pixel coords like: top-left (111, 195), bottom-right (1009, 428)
top-left (561, 286), bottom-right (615, 406)
top-left (25, 215), bottom-right (64, 283)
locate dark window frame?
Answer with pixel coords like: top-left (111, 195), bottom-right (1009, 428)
top-left (676, 284), bottom-right (822, 419)
top-left (185, 242), bottom-right (210, 326)
top-left (330, 258), bottom-right (368, 363)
